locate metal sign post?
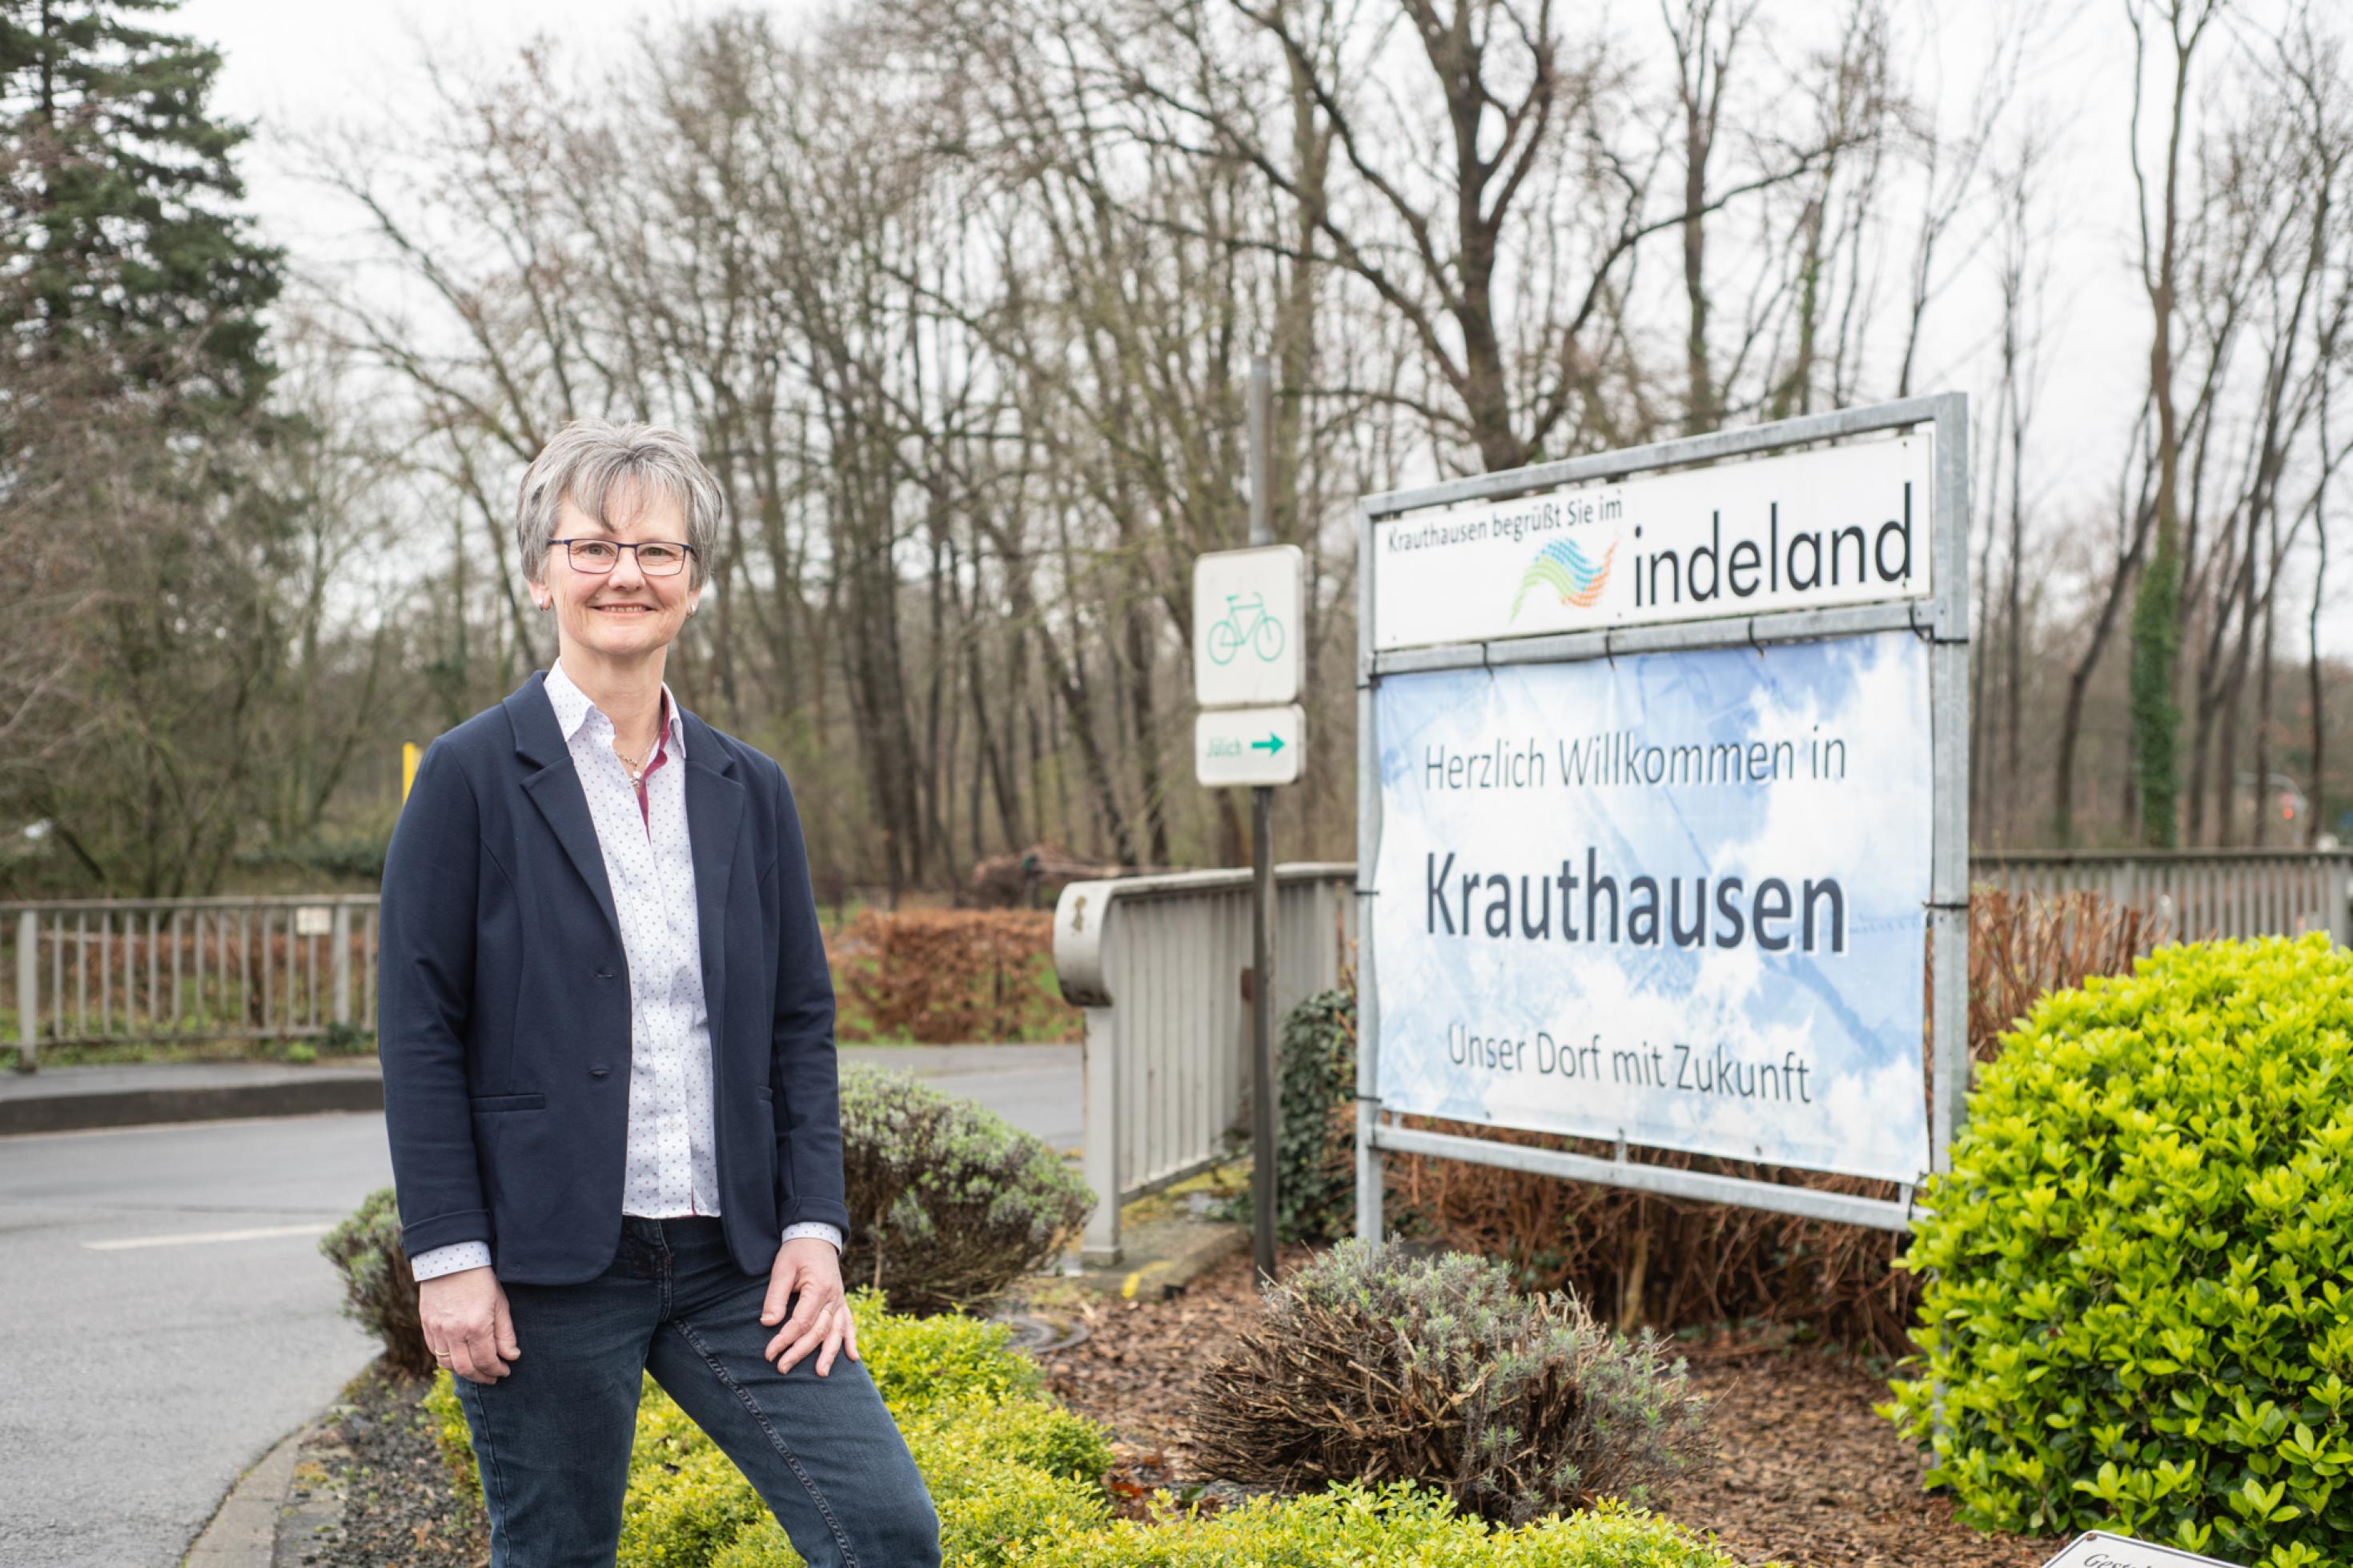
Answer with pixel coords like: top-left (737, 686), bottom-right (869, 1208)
top-left (1246, 359), bottom-right (1277, 1283)
top-left (1194, 357), bottom-right (1305, 1283)
top-left (1355, 395), bottom-right (1970, 1237)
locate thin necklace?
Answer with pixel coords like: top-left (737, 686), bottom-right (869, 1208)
top-left (614, 736), bottom-right (654, 781)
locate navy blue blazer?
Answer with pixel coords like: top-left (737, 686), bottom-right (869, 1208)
top-left (377, 670), bottom-right (848, 1285)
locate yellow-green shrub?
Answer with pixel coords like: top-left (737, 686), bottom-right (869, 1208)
top-left (703, 1414), bottom-right (1116, 1568)
top-left (428, 1284), bottom-right (1097, 1568)
top-left (616, 1378), bottom-right (1114, 1568)
top-left (995, 1482), bottom-right (1745, 1567)
top-left (622, 1438), bottom-right (773, 1568)
top-left (855, 1287), bottom-right (1045, 1407)
top-left (898, 1390), bottom-right (1117, 1482)
top-left (422, 1369), bottom-right (476, 1496)
top-left (424, 1285), bottom-right (1745, 1568)
top-left (1889, 934), bottom-right (2353, 1566)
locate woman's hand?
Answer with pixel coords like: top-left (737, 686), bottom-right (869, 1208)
top-left (761, 1236), bottom-right (860, 1377)
top-left (420, 1267), bottom-right (520, 1384)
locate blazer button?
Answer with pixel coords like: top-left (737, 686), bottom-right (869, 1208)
top-left (589, 1065), bottom-right (612, 1078)
top-left (595, 968), bottom-right (613, 980)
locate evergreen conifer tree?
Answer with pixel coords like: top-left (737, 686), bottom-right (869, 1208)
top-left (2, 0), bottom-right (282, 415)
top-left (1, 1), bottom-right (293, 896)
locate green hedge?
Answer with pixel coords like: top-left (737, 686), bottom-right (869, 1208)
top-left (1267, 987), bottom-right (1357, 1243)
top-left (1889, 934), bottom-right (2353, 1566)
top-left (425, 1288), bottom-right (1745, 1568)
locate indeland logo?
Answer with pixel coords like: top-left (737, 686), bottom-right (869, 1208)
top-left (1511, 536), bottom-right (1616, 620)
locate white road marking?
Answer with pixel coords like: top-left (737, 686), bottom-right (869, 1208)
top-left (85, 1222), bottom-right (331, 1251)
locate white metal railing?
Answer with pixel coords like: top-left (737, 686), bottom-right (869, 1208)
top-left (1971, 849), bottom-right (2353, 944)
top-left (5, 896), bottom-right (380, 1069)
top-left (1053, 863), bottom-right (1358, 1264)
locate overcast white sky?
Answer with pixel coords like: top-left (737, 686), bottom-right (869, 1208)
top-left (180, 0), bottom-right (753, 251)
top-left (171, 0), bottom-right (2348, 643)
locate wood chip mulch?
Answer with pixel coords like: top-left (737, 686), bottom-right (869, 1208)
top-left (1024, 1241), bottom-right (2062, 1566)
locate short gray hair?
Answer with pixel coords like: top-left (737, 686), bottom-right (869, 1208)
top-left (516, 419), bottom-right (723, 589)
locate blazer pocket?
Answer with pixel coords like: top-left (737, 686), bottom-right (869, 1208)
top-left (468, 1093), bottom-right (548, 1113)
top-left (755, 1085), bottom-right (775, 1101)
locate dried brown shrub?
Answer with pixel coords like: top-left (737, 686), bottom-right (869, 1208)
top-left (1355, 888), bottom-right (2169, 1355)
top-left (1186, 1240), bottom-right (1709, 1522)
top-left (826, 910), bottom-right (1080, 1044)
top-left (1966, 886), bottom-right (2170, 1064)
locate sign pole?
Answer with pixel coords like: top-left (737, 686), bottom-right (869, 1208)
top-left (1247, 356), bottom-right (1279, 1284)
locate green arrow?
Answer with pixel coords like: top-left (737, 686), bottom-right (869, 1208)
top-left (1251, 732), bottom-right (1285, 754)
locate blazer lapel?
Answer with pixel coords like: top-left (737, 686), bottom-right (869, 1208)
top-left (680, 710), bottom-right (745, 1026)
top-left (504, 672), bottom-right (622, 944)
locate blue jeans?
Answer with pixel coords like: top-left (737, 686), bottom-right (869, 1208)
top-left (452, 1216), bottom-right (941, 1568)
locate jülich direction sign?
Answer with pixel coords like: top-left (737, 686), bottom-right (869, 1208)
top-left (1372, 432), bottom-right (1932, 650)
top-left (1371, 629), bottom-right (1933, 1182)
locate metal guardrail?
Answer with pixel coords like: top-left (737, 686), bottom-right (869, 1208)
top-left (1971, 848), bottom-right (2353, 944)
top-left (4, 896), bottom-right (379, 1070)
top-left (1053, 863), bottom-right (1358, 1265)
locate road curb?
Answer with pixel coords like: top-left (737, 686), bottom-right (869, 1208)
top-left (183, 1425), bottom-right (310, 1568)
top-left (0, 1073), bottom-right (383, 1136)
top-left (4, 1044), bottom-right (1073, 1137)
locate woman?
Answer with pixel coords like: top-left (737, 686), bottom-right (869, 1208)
top-left (378, 419), bottom-right (941, 1567)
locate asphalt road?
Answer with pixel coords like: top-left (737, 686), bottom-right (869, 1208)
top-left (0, 1113), bottom-right (393, 1568)
top-left (0, 1045), bottom-right (1081, 1568)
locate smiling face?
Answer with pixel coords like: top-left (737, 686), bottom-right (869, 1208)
top-left (531, 487), bottom-right (701, 670)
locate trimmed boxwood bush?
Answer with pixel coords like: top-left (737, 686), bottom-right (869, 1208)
top-left (838, 1063), bottom-right (1094, 1313)
top-left (1889, 934), bottom-right (2353, 1566)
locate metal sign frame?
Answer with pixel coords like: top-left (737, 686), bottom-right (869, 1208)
top-left (1353, 394), bottom-right (1970, 1235)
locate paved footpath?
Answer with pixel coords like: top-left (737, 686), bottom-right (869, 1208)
top-left (0, 1044), bottom-right (1079, 1568)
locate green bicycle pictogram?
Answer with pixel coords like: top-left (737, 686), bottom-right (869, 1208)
top-left (1207, 592), bottom-right (1287, 665)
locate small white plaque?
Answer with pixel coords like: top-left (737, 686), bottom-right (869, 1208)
top-left (1194, 545), bottom-right (1303, 708)
top-left (293, 906), bottom-right (334, 937)
top-left (2040, 1532), bottom-right (2241, 1568)
top-left (1195, 704), bottom-right (1303, 788)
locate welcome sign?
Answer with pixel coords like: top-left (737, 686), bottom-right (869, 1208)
top-left (1370, 629), bottom-right (1933, 1183)
top-left (1372, 432), bottom-right (1933, 651)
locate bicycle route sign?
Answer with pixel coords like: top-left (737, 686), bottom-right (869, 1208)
top-left (1194, 545), bottom-right (1302, 707)
top-left (1194, 544), bottom-right (1305, 789)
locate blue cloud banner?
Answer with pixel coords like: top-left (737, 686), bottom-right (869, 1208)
top-left (1371, 631), bottom-right (1933, 1184)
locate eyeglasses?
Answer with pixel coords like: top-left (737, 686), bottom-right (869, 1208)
top-left (549, 538), bottom-right (696, 577)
